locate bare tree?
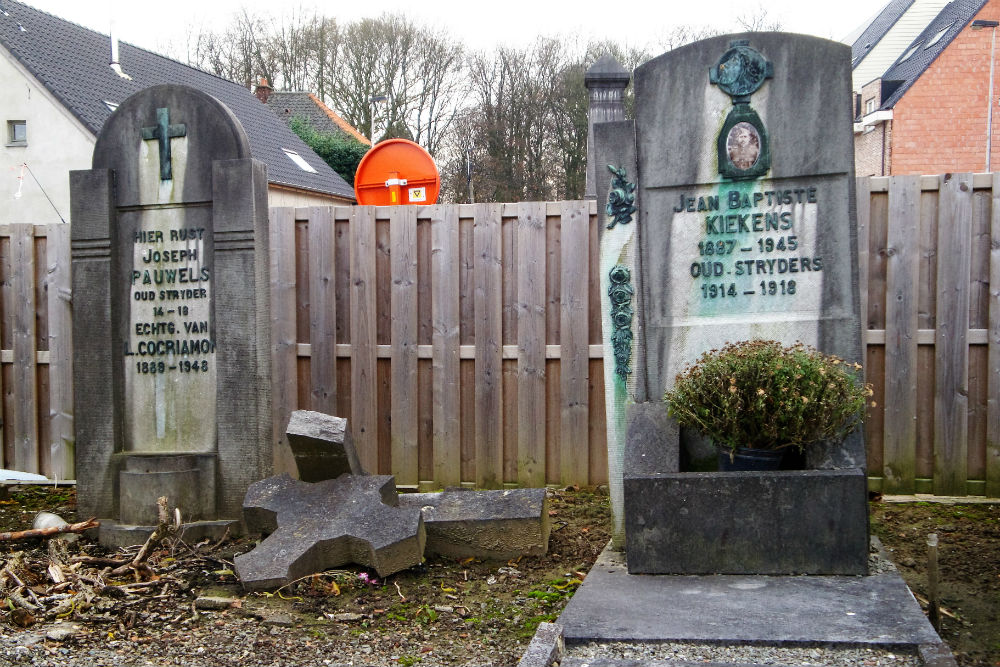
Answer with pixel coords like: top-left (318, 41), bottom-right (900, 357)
top-left (186, 8), bottom-right (277, 87)
top-left (736, 4), bottom-right (784, 31)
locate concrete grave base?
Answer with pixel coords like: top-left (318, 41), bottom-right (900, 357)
top-left (558, 544), bottom-right (954, 663)
top-left (625, 468), bottom-right (869, 575)
top-left (117, 453), bottom-right (217, 526)
top-left (99, 519), bottom-right (238, 550)
top-left (398, 488), bottom-right (550, 560)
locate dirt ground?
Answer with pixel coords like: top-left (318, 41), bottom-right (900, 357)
top-left (870, 498), bottom-right (1000, 667)
top-left (1, 486), bottom-right (997, 666)
top-left (0, 485), bottom-right (610, 666)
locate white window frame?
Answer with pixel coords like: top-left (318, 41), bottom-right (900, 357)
top-left (6, 120), bottom-right (26, 146)
top-left (282, 148), bottom-right (318, 174)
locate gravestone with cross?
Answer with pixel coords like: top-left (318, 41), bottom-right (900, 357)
top-left (592, 33), bottom-right (868, 574)
top-left (71, 84), bottom-right (272, 547)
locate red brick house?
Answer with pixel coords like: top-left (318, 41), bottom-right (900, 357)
top-left (853, 0), bottom-right (998, 175)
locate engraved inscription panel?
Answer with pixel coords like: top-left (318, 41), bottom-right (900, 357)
top-left (124, 208), bottom-right (216, 452)
top-left (666, 183), bottom-right (822, 323)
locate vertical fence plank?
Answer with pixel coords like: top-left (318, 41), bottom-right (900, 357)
top-left (988, 173), bottom-right (1000, 497)
top-left (883, 177), bottom-right (920, 493)
top-left (391, 206), bottom-right (419, 486)
top-left (517, 202), bottom-right (547, 487)
top-left (560, 201), bottom-right (590, 485)
top-left (934, 174), bottom-right (973, 495)
top-left (474, 204), bottom-right (503, 488)
top-left (12, 225), bottom-right (38, 473)
top-left (269, 207), bottom-right (298, 476)
top-left (856, 177), bottom-right (871, 365)
top-left (308, 207), bottom-right (337, 415)
top-left (351, 206), bottom-right (378, 472)
top-left (432, 206), bottom-right (461, 485)
top-left (45, 225), bottom-right (73, 480)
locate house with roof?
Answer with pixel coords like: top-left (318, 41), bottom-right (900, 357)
top-left (0, 0), bottom-right (355, 226)
top-left (852, 0), bottom-right (998, 175)
top-left (255, 82), bottom-right (370, 148)
top-left (850, 0), bottom-right (952, 94)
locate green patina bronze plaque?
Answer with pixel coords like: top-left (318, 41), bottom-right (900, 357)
top-left (608, 264), bottom-right (634, 382)
top-left (710, 41), bottom-right (772, 181)
top-left (709, 40), bottom-right (773, 102)
top-left (606, 165), bottom-right (637, 229)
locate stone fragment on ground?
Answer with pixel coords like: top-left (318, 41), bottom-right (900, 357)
top-left (285, 410), bottom-right (364, 481)
top-left (194, 596), bottom-right (238, 610)
top-left (398, 487), bottom-right (549, 559)
top-left (235, 473), bottom-right (424, 591)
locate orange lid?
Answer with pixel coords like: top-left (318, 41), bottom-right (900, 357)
top-left (354, 139), bottom-right (441, 206)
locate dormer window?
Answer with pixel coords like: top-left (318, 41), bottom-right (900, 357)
top-left (6, 120), bottom-right (26, 146)
top-left (925, 24), bottom-right (952, 48)
top-left (899, 44), bottom-right (920, 62)
top-left (282, 149), bottom-right (318, 174)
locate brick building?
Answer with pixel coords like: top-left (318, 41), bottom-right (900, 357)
top-left (852, 0), bottom-right (998, 175)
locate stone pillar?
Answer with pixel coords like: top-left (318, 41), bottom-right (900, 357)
top-left (584, 56), bottom-right (632, 200)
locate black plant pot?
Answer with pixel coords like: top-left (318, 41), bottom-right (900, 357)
top-left (717, 446), bottom-right (784, 471)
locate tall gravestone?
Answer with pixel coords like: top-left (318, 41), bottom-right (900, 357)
top-left (71, 84), bottom-right (271, 546)
top-left (595, 34), bottom-right (868, 573)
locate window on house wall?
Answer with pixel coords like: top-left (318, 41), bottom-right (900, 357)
top-left (865, 99), bottom-right (876, 115)
top-left (6, 120), bottom-right (26, 145)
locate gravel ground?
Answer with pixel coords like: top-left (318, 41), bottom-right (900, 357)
top-left (565, 640), bottom-right (922, 666)
top-left (2, 615), bottom-right (500, 666)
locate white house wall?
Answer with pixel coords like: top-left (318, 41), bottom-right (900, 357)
top-left (2, 47), bottom-right (351, 222)
top-left (0, 46), bottom-right (96, 225)
top-left (852, 0), bottom-right (950, 92)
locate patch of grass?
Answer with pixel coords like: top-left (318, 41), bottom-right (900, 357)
top-left (398, 655), bottom-right (421, 667)
top-left (518, 613), bottom-right (559, 639)
top-left (414, 604), bottom-right (438, 625)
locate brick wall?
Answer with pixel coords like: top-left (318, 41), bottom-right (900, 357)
top-left (891, 0), bottom-right (1000, 174)
top-left (855, 122), bottom-right (891, 176)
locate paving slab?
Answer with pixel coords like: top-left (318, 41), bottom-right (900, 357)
top-left (286, 410), bottom-right (364, 481)
top-left (559, 544), bottom-right (942, 648)
top-left (398, 488), bottom-right (549, 560)
top-left (235, 473), bottom-right (424, 590)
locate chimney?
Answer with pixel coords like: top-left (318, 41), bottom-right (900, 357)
top-left (255, 78), bottom-right (273, 104)
top-left (109, 19), bottom-right (131, 80)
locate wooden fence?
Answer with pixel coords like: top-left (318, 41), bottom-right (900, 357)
top-left (859, 173), bottom-right (999, 497)
top-left (267, 202), bottom-right (604, 489)
top-left (2, 175), bottom-right (999, 496)
top-left (0, 224), bottom-right (73, 480)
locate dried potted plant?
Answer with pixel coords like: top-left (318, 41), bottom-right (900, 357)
top-left (663, 339), bottom-right (872, 471)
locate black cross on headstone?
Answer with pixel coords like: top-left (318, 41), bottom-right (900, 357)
top-left (140, 107), bottom-right (187, 181)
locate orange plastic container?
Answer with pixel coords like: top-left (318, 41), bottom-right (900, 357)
top-left (353, 139), bottom-right (440, 206)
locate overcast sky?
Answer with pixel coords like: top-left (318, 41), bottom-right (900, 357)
top-left (22, 0), bottom-right (882, 58)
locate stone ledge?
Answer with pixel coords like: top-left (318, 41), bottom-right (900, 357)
top-left (624, 469), bottom-right (869, 575)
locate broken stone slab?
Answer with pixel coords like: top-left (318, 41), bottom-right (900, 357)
top-left (398, 487), bottom-right (549, 560)
top-left (194, 596), bottom-right (239, 610)
top-left (235, 474), bottom-right (424, 591)
top-left (286, 410), bottom-right (364, 481)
